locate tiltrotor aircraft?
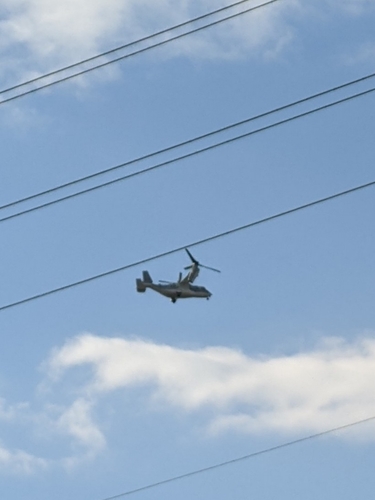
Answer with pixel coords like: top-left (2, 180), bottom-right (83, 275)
top-left (136, 249), bottom-right (220, 303)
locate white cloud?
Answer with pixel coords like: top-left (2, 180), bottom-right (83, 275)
top-left (2, 332), bottom-right (375, 474)
top-left (48, 333), bottom-right (375, 438)
top-left (0, 0), bottom-right (300, 85)
top-left (0, 0), bottom-right (373, 88)
top-left (0, 0), bottom-right (129, 60)
top-left (0, 392), bottom-right (104, 473)
top-left (0, 398), bottom-right (17, 421)
top-left (56, 398), bottom-right (106, 461)
top-left (328, 0), bottom-right (375, 16)
top-left (0, 444), bottom-right (47, 475)
top-left (345, 42), bottom-right (375, 65)
top-left (0, 399), bottom-right (46, 475)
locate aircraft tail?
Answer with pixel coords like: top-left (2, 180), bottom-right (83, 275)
top-left (136, 271), bottom-right (153, 293)
top-left (136, 279), bottom-right (146, 292)
top-left (142, 271), bottom-right (153, 284)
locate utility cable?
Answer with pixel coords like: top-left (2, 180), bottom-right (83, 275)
top-left (0, 178), bottom-right (374, 312)
top-left (0, 0), bottom-right (278, 107)
top-left (101, 414), bottom-right (375, 499)
top-left (0, 0), bottom-right (271, 96)
top-left (1, 70), bottom-right (375, 214)
top-left (1, 82), bottom-right (375, 226)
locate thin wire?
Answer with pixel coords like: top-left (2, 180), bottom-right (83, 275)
top-left (1, 69), bottom-right (375, 214)
top-left (0, 0), bottom-right (278, 107)
top-left (1, 84), bottom-right (374, 226)
top-left (0, 179), bottom-right (374, 312)
top-left (0, 0), bottom-right (262, 96)
top-left (101, 415), bottom-right (375, 500)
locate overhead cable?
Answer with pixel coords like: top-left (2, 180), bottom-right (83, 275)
top-left (2, 70), bottom-right (375, 214)
top-left (0, 0), bottom-right (270, 96)
top-left (101, 414), bottom-right (375, 499)
top-left (0, 178), bottom-right (374, 312)
top-left (1, 81), bottom-right (375, 226)
top-left (0, 0), bottom-right (278, 106)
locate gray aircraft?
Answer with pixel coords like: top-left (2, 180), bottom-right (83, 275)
top-left (136, 249), bottom-right (220, 303)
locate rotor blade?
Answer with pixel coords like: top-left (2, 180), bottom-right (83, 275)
top-left (185, 248), bottom-right (197, 264)
top-left (184, 265), bottom-right (193, 270)
top-left (200, 264), bottom-right (221, 273)
top-left (159, 280), bottom-right (173, 284)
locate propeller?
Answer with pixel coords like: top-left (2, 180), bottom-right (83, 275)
top-left (184, 248), bottom-right (221, 273)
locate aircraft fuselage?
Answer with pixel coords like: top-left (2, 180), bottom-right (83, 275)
top-left (136, 279), bottom-right (211, 302)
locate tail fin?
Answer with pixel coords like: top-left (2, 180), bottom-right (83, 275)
top-left (136, 279), bottom-right (146, 292)
top-left (142, 271), bottom-right (153, 284)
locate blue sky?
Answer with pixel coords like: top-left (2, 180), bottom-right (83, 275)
top-left (0, 0), bottom-right (375, 498)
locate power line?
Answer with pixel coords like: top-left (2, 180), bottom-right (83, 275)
top-left (0, 0), bottom-right (278, 107)
top-left (1, 179), bottom-right (374, 312)
top-left (2, 70), bottom-right (375, 214)
top-left (0, 0), bottom-right (269, 96)
top-left (101, 414), bottom-right (375, 500)
top-left (1, 81), bottom-right (375, 226)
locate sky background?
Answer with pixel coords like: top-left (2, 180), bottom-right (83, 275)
top-left (0, 0), bottom-right (375, 498)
